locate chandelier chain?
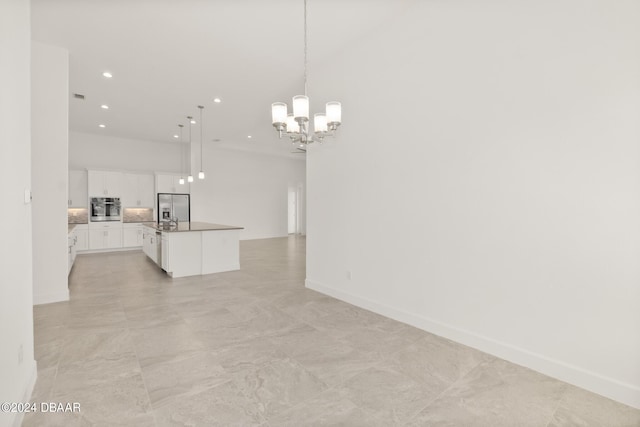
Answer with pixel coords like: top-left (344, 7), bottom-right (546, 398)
top-left (303, 0), bottom-right (308, 96)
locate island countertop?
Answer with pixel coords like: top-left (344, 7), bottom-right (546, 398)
top-left (144, 221), bottom-right (244, 233)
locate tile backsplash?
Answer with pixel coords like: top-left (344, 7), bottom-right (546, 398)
top-left (68, 208), bottom-right (88, 224)
top-left (123, 208), bottom-right (154, 223)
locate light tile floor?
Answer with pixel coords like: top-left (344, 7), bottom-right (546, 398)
top-left (24, 236), bottom-right (640, 426)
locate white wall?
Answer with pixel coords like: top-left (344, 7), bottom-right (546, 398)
top-left (190, 146), bottom-right (306, 240)
top-left (306, 0), bottom-right (640, 409)
top-left (70, 132), bottom-right (306, 240)
top-left (70, 131), bottom-right (182, 173)
top-left (0, 1), bottom-right (37, 426)
top-left (32, 42), bottom-right (70, 305)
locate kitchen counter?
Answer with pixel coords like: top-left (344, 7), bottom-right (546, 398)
top-left (145, 221), bottom-right (244, 232)
top-left (142, 222), bottom-right (242, 278)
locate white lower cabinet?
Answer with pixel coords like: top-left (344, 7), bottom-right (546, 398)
top-left (68, 226), bottom-right (83, 275)
top-left (123, 223), bottom-right (143, 248)
top-left (89, 223), bottom-right (123, 250)
top-left (142, 226), bottom-right (158, 263)
top-left (161, 233), bottom-right (170, 271)
top-left (74, 224), bottom-right (88, 251)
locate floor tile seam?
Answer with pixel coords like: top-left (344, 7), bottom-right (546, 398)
top-left (128, 324), bottom-right (160, 427)
top-left (149, 377), bottom-right (235, 414)
top-left (542, 382), bottom-right (571, 427)
top-left (36, 363), bottom-right (60, 405)
top-left (402, 356), bottom-right (493, 424)
top-left (238, 356), bottom-right (332, 421)
top-left (261, 379), bottom-right (346, 424)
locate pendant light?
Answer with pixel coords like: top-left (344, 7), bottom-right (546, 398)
top-left (178, 124), bottom-right (185, 185)
top-left (187, 116), bottom-right (194, 183)
top-left (198, 105), bottom-right (205, 179)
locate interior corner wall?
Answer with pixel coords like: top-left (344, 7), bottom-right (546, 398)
top-left (0, 1), bottom-right (37, 426)
top-left (31, 41), bottom-right (70, 305)
top-left (306, 0), bottom-right (640, 409)
top-left (190, 147), bottom-right (306, 240)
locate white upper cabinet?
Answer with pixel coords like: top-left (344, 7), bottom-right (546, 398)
top-left (121, 173), bottom-right (138, 207)
top-left (139, 174), bottom-right (155, 206)
top-left (122, 173), bottom-right (155, 207)
top-left (156, 173), bottom-right (189, 194)
top-left (68, 170), bottom-right (87, 207)
top-left (88, 170), bottom-right (123, 197)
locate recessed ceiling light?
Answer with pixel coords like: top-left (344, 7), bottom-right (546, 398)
top-left (190, 120), bottom-right (196, 124)
top-left (173, 134), bottom-right (179, 139)
top-left (101, 104), bottom-right (109, 109)
top-left (213, 98), bottom-right (222, 103)
top-left (299, 144), bottom-right (304, 148)
top-left (102, 71), bottom-right (112, 78)
top-left (247, 135), bottom-right (252, 139)
top-left (98, 124), bottom-right (106, 128)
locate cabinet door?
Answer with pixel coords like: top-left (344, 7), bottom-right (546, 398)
top-left (107, 228), bottom-right (123, 249)
top-left (138, 174), bottom-right (155, 207)
top-left (122, 173), bottom-right (139, 207)
top-left (136, 228), bottom-right (144, 246)
top-left (88, 229), bottom-right (106, 250)
top-left (148, 233), bottom-right (157, 263)
top-left (156, 174), bottom-right (174, 194)
top-left (87, 170), bottom-right (105, 197)
top-left (161, 235), bottom-right (170, 271)
top-left (104, 171), bottom-right (122, 197)
top-left (75, 229), bottom-right (88, 251)
top-left (71, 232), bottom-right (77, 264)
top-left (122, 228), bottom-right (139, 247)
top-left (69, 170), bottom-right (88, 207)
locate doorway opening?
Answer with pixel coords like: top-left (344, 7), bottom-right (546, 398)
top-left (288, 184), bottom-right (304, 235)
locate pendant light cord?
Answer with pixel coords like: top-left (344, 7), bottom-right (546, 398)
top-left (199, 106), bottom-right (204, 171)
top-left (187, 117), bottom-right (193, 177)
top-left (303, 0), bottom-right (308, 96)
top-left (179, 124), bottom-right (184, 177)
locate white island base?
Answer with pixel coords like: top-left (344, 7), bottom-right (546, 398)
top-left (144, 222), bottom-right (242, 278)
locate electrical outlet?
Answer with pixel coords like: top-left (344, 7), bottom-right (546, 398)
top-left (18, 344), bottom-right (23, 365)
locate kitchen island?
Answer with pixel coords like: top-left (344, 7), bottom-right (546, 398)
top-left (142, 222), bottom-right (243, 278)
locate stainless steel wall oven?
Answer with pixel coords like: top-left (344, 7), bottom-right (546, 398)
top-left (90, 197), bottom-right (121, 222)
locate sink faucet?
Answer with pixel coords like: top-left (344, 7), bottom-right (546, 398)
top-left (169, 216), bottom-right (179, 227)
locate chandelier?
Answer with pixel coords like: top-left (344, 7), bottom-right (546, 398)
top-left (271, 0), bottom-right (342, 146)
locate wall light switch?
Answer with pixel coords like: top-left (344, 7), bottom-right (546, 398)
top-left (24, 189), bottom-right (32, 204)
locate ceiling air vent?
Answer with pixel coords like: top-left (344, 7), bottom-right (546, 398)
top-left (73, 93), bottom-right (85, 100)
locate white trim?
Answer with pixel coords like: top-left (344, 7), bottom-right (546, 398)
top-left (33, 290), bottom-right (69, 305)
top-left (77, 247), bottom-right (141, 254)
top-left (11, 361), bottom-right (37, 427)
top-left (305, 278), bottom-right (640, 410)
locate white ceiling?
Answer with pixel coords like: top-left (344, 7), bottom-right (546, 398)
top-left (31, 0), bottom-right (412, 156)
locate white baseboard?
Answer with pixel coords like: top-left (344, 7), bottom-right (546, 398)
top-left (33, 290), bottom-right (69, 305)
top-left (78, 247), bottom-right (141, 254)
top-left (11, 360), bottom-right (37, 427)
top-left (306, 278), bottom-right (640, 410)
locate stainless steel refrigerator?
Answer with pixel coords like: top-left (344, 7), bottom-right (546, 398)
top-left (157, 193), bottom-right (190, 223)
